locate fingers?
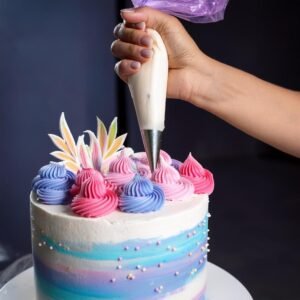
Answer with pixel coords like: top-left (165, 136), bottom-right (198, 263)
top-left (120, 7), bottom-right (176, 31)
top-left (114, 59), bottom-right (141, 83)
top-left (111, 39), bottom-right (153, 62)
top-left (113, 23), bottom-right (152, 48)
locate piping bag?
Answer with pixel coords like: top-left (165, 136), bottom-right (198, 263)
top-left (127, 0), bottom-right (229, 171)
top-left (128, 29), bottom-right (168, 172)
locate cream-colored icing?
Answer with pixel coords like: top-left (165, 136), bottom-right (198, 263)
top-left (31, 192), bottom-right (208, 244)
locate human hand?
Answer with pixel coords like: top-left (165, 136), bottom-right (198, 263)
top-left (111, 7), bottom-right (213, 103)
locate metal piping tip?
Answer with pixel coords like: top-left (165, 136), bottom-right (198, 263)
top-left (141, 130), bottom-right (162, 172)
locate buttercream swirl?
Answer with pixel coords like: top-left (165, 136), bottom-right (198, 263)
top-left (171, 159), bottom-right (182, 171)
top-left (151, 158), bottom-right (194, 200)
top-left (70, 168), bottom-right (116, 196)
top-left (32, 162), bottom-right (75, 205)
top-left (119, 174), bottom-right (165, 213)
top-left (71, 173), bottom-right (119, 218)
top-left (105, 150), bottom-right (136, 191)
top-left (132, 150), bottom-right (172, 166)
top-left (179, 153), bottom-right (214, 195)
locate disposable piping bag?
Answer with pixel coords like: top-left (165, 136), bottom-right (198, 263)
top-left (127, 0), bottom-right (229, 171)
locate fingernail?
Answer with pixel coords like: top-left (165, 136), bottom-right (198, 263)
top-left (141, 48), bottom-right (153, 58)
top-left (140, 36), bottom-right (152, 47)
top-left (121, 8), bottom-right (136, 14)
top-left (113, 24), bottom-right (121, 37)
top-left (133, 22), bottom-right (145, 30)
top-left (130, 61), bottom-right (141, 70)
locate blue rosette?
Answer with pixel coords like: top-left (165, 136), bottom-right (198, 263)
top-left (32, 162), bottom-right (75, 205)
top-left (120, 174), bottom-right (165, 213)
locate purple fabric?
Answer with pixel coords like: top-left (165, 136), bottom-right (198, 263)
top-left (132, 0), bottom-right (229, 23)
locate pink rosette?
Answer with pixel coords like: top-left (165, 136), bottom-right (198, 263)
top-left (70, 168), bottom-right (102, 196)
top-left (151, 158), bottom-right (194, 201)
top-left (135, 161), bottom-right (151, 178)
top-left (132, 150), bottom-right (172, 166)
top-left (105, 150), bottom-right (136, 192)
top-left (179, 153), bottom-right (214, 195)
top-left (70, 168), bottom-right (115, 196)
top-left (71, 173), bottom-right (119, 218)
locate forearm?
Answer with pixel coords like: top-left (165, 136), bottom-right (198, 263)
top-left (191, 58), bottom-right (300, 157)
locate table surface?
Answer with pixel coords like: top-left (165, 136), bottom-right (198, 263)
top-left (0, 262), bottom-right (252, 300)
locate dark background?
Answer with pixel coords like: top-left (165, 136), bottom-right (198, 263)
top-left (0, 1), bottom-right (299, 299)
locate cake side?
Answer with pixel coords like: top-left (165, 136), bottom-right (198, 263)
top-left (31, 193), bottom-right (209, 299)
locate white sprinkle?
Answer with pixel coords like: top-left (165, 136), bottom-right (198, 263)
top-left (207, 237), bottom-right (211, 240)
top-left (188, 252), bottom-right (193, 257)
top-left (201, 246), bottom-right (206, 252)
top-left (49, 246), bottom-right (53, 250)
top-left (156, 241), bottom-right (161, 246)
top-left (58, 243), bottom-right (62, 247)
top-left (204, 255), bottom-right (208, 259)
top-left (136, 265), bottom-right (141, 270)
top-left (192, 230), bottom-right (197, 235)
top-left (207, 212), bottom-right (211, 218)
top-left (199, 259), bottom-right (203, 264)
top-left (205, 243), bottom-right (209, 248)
top-left (134, 246), bottom-right (140, 251)
top-left (43, 241), bottom-right (46, 245)
top-left (159, 285), bottom-right (164, 290)
top-left (175, 271), bottom-right (180, 276)
top-left (38, 243), bottom-right (42, 247)
top-left (124, 246), bottom-right (129, 251)
top-left (117, 265), bottom-right (122, 270)
top-left (171, 247), bottom-right (176, 252)
top-left (127, 273), bottom-right (135, 280)
top-left (110, 278), bottom-right (116, 283)
top-left (207, 249), bottom-right (211, 253)
top-left (142, 267), bottom-right (147, 272)
top-left (118, 257), bottom-right (123, 261)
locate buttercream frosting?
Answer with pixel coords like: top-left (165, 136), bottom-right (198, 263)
top-left (179, 153), bottom-right (214, 195)
top-left (119, 174), bottom-right (165, 213)
top-left (32, 162), bottom-right (75, 205)
top-left (71, 173), bottom-right (118, 218)
top-left (105, 150), bottom-right (136, 192)
top-left (152, 158), bottom-right (194, 200)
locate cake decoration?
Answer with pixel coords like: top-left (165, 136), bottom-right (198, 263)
top-left (32, 162), bottom-right (75, 205)
top-left (151, 158), bottom-right (194, 201)
top-left (49, 113), bottom-right (127, 173)
top-left (119, 174), bottom-right (165, 213)
top-left (31, 113), bottom-right (214, 299)
top-left (105, 150), bottom-right (136, 192)
top-left (71, 172), bottom-right (118, 217)
top-left (179, 153), bottom-right (215, 195)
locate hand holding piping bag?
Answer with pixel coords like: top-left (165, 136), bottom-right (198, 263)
top-left (112, 7), bottom-right (300, 158)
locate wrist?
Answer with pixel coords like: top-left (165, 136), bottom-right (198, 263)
top-left (187, 54), bottom-right (218, 109)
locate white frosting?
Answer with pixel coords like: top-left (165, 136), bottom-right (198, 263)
top-left (128, 29), bottom-right (168, 131)
top-left (31, 192), bottom-right (208, 244)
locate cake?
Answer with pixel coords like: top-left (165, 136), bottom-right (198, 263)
top-left (30, 113), bottom-right (214, 300)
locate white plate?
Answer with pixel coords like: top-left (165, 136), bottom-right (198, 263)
top-left (0, 262), bottom-right (252, 300)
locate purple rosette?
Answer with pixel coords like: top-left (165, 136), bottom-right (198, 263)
top-left (119, 174), bottom-right (165, 213)
top-left (131, 0), bottom-right (229, 23)
top-left (32, 162), bottom-right (75, 205)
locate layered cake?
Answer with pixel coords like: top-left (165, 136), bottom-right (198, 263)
top-left (31, 113), bottom-right (214, 300)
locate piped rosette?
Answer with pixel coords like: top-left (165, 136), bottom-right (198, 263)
top-left (151, 158), bottom-right (194, 201)
top-left (119, 174), bottom-right (165, 213)
top-left (179, 153), bottom-right (214, 195)
top-left (132, 150), bottom-right (172, 166)
top-left (71, 173), bottom-right (118, 218)
top-left (70, 168), bottom-right (116, 196)
top-left (105, 150), bottom-right (136, 193)
top-left (131, 150), bottom-right (173, 178)
top-left (32, 162), bottom-right (75, 205)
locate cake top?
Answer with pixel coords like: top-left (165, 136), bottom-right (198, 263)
top-left (32, 113), bottom-right (214, 218)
